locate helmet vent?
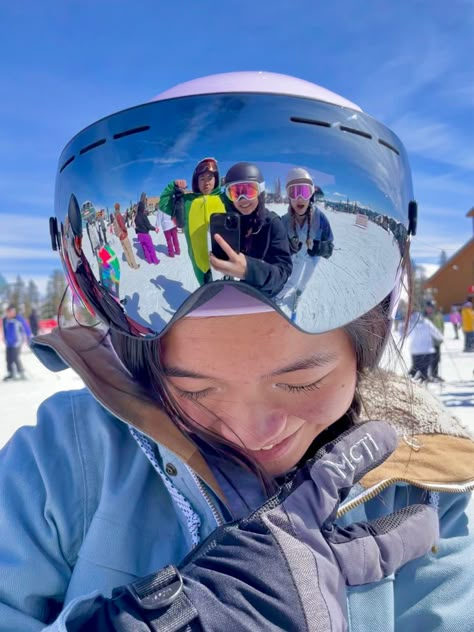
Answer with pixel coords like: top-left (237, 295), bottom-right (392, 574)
top-left (113, 125), bottom-right (150, 140)
top-left (378, 138), bottom-right (400, 156)
top-left (79, 138), bottom-right (106, 155)
top-left (59, 155), bottom-right (75, 173)
top-left (339, 125), bottom-right (372, 140)
top-left (290, 116), bottom-right (331, 128)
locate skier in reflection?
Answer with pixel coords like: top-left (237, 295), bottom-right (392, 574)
top-left (159, 158), bottom-right (225, 284)
top-left (278, 168), bottom-right (334, 316)
top-left (210, 162), bottom-right (292, 298)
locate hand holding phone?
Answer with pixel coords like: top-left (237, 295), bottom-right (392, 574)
top-left (209, 213), bottom-right (240, 261)
top-left (209, 234), bottom-right (248, 280)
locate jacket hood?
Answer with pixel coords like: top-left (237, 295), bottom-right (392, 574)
top-left (31, 327), bottom-right (474, 501)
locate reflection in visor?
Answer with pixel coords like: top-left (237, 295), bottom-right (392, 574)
top-left (55, 92), bottom-right (412, 337)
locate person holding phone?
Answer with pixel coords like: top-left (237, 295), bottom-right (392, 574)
top-left (159, 157), bottom-right (225, 284)
top-left (0, 72), bottom-right (472, 632)
top-left (209, 162), bottom-right (292, 297)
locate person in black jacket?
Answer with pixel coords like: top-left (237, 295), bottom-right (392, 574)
top-left (28, 308), bottom-right (39, 337)
top-left (134, 193), bottom-right (160, 264)
top-left (209, 163), bottom-right (292, 297)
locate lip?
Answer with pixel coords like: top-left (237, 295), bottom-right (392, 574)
top-left (250, 428), bottom-right (301, 463)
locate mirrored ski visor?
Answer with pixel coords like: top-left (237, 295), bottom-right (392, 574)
top-left (287, 183), bottom-right (314, 200)
top-left (55, 92), bottom-right (412, 337)
top-left (225, 181), bottom-right (263, 202)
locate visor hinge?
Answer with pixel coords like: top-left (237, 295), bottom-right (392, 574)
top-left (49, 217), bottom-right (60, 252)
top-left (408, 200), bottom-right (417, 236)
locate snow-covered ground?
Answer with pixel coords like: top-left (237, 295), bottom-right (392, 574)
top-left (80, 203), bottom-right (401, 334)
top-left (0, 322), bottom-right (472, 449)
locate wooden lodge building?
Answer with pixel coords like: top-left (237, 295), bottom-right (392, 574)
top-left (423, 208), bottom-right (474, 311)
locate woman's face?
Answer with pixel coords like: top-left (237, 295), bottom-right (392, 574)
top-left (233, 196), bottom-right (259, 215)
top-left (290, 196), bottom-right (310, 215)
top-left (160, 312), bottom-right (357, 476)
top-left (198, 172), bottom-right (216, 195)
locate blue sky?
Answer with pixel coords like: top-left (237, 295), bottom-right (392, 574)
top-left (0, 0), bottom-right (473, 293)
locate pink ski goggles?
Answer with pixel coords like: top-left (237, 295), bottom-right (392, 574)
top-left (287, 183), bottom-right (314, 200)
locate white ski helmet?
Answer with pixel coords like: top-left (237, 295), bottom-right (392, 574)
top-left (286, 167), bottom-right (314, 188)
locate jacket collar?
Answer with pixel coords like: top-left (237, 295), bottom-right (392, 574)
top-left (31, 327), bottom-right (474, 498)
top-left (357, 371), bottom-right (474, 491)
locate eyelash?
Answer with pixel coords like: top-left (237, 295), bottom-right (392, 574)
top-left (176, 380), bottom-right (322, 401)
top-left (176, 388), bottom-right (212, 402)
top-left (278, 380), bottom-right (322, 394)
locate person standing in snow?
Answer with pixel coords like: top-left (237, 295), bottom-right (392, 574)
top-left (96, 210), bottom-right (108, 246)
top-left (461, 300), bottom-right (474, 352)
top-left (155, 207), bottom-right (181, 257)
top-left (112, 203), bottom-right (140, 269)
top-left (426, 305), bottom-right (445, 381)
top-left (2, 304), bottom-right (30, 381)
top-left (449, 305), bottom-right (461, 339)
top-left (28, 308), bottom-right (39, 337)
top-left (211, 162), bottom-right (293, 298)
top-left (134, 193), bottom-right (160, 265)
top-left (278, 167), bottom-right (334, 307)
top-left (159, 158), bottom-right (225, 284)
top-left (85, 218), bottom-right (100, 256)
top-left (402, 311), bottom-right (444, 382)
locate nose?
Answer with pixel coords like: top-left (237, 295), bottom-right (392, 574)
top-left (219, 403), bottom-right (289, 450)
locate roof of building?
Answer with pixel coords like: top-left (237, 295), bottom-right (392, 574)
top-left (425, 237), bottom-right (474, 283)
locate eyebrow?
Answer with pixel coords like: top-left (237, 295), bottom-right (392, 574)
top-left (163, 352), bottom-right (337, 380)
top-left (268, 352), bottom-right (337, 376)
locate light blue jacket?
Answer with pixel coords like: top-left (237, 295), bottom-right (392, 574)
top-left (0, 328), bottom-right (472, 631)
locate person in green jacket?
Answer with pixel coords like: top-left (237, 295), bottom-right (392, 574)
top-left (159, 157), bottom-right (225, 284)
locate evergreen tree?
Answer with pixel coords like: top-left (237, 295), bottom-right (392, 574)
top-left (411, 259), bottom-right (427, 312)
top-left (9, 275), bottom-right (26, 310)
top-left (439, 250), bottom-right (448, 267)
top-left (0, 273), bottom-right (8, 308)
top-left (42, 270), bottom-right (67, 319)
top-left (24, 280), bottom-right (41, 316)
top-left (274, 177), bottom-right (282, 203)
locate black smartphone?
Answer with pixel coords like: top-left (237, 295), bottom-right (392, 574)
top-left (210, 213), bottom-right (241, 260)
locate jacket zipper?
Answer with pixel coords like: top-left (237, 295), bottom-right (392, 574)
top-left (186, 465), bottom-right (225, 527)
top-left (337, 477), bottom-right (474, 518)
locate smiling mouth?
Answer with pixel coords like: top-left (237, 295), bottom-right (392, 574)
top-left (247, 428), bottom-right (301, 461)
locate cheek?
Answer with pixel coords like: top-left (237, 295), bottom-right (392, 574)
top-left (171, 396), bottom-right (216, 430)
top-left (285, 377), bottom-right (356, 429)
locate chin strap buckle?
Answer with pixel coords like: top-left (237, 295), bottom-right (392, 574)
top-left (128, 565), bottom-right (184, 610)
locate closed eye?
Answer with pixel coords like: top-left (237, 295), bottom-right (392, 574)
top-left (277, 380), bottom-right (322, 394)
top-left (175, 387), bottom-right (213, 401)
